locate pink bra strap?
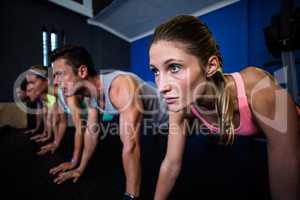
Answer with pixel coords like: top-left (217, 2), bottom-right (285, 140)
top-left (230, 72), bottom-right (246, 97)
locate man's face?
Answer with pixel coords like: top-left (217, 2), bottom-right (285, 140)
top-left (52, 58), bottom-right (80, 96)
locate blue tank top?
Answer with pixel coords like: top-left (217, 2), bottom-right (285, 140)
top-left (57, 71), bottom-right (168, 124)
top-left (57, 88), bottom-right (71, 114)
top-left (96, 70), bottom-right (168, 125)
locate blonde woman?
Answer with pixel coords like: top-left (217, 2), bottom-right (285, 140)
top-left (149, 15), bottom-right (300, 200)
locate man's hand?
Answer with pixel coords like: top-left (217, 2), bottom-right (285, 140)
top-left (53, 168), bottom-right (82, 184)
top-left (49, 162), bottom-right (77, 175)
top-left (37, 142), bottom-right (58, 156)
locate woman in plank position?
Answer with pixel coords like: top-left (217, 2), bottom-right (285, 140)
top-left (149, 15), bottom-right (300, 200)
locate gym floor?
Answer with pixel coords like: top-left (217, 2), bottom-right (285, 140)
top-left (0, 119), bottom-right (271, 200)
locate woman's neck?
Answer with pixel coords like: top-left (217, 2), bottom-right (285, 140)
top-left (195, 74), bottom-right (235, 113)
top-left (196, 79), bottom-right (218, 112)
top-left (40, 92), bottom-right (48, 103)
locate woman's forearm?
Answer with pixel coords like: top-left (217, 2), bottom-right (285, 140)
top-left (154, 159), bottom-right (182, 200)
top-left (268, 150), bottom-right (300, 200)
top-left (34, 113), bottom-right (42, 131)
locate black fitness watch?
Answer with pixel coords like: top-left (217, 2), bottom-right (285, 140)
top-left (123, 192), bottom-right (139, 200)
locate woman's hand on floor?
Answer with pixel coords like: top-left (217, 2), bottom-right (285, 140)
top-left (49, 162), bottom-right (77, 175)
top-left (37, 142), bottom-right (58, 156)
top-left (30, 132), bottom-right (47, 141)
top-left (53, 168), bottom-right (82, 184)
top-left (35, 134), bottom-right (51, 143)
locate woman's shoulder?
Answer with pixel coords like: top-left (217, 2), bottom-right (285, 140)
top-left (239, 66), bottom-right (277, 92)
top-left (239, 66), bottom-right (273, 84)
top-left (239, 66), bottom-right (279, 111)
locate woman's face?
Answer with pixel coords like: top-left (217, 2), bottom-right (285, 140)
top-left (26, 74), bottom-right (47, 101)
top-left (26, 83), bottom-right (35, 102)
top-left (149, 40), bottom-right (207, 112)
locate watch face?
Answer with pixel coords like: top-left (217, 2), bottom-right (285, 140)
top-left (124, 193), bottom-right (136, 200)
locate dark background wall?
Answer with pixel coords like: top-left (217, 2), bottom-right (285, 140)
top-left (130, 0), bottom-right (300, 103)
top-left (0, 0), bottom-right (130, 102)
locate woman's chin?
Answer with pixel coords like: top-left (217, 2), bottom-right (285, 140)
top-left (167, 103), bottom-right (185, 112)
top-left (167, 100), bottom-right (195, 113)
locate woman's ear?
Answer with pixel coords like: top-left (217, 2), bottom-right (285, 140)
top-left (206, 56), bottom-right (219, 78)
top-left (77, 65), bottom-right (88, 79)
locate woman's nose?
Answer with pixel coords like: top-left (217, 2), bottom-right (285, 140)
top-left (158, 79), bottom-right (172, 94)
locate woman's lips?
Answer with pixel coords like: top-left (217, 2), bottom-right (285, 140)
top-left (164, 97), bottom-right (178, 104)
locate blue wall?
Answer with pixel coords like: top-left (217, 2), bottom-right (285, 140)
top-left (130, 0), bottom-right (300, 89)
top-left (130, 35), bottom-right (153, 82)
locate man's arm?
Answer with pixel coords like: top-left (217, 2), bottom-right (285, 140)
top-left (68, 96), bottom-right (84, 165)
top-left (50, 96), bottom-right (84, 173)
top-left (77, 106), bottom-right (99, 173)
top-left (110, 75), bottom-right (144, 197)
top-left (53, 106), bottom-right (99, 184)
top-left (53, 109), bottom-right (67, 149)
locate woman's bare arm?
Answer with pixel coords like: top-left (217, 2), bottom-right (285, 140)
top-left (154, 111), bottom-right (187, 200)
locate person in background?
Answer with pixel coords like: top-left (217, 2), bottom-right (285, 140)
top-left (25, 66), bottom-right (66, 154)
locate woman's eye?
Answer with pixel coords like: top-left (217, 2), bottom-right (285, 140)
top-left (169, 64), bottom-right (181, 73)
top-left (150, 67), bottom-right (160, 76)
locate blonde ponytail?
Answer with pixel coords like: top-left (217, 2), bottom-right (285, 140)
top-left (213, 69), bottom-right (235, 145)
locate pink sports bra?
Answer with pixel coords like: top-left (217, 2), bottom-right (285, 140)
top-left (190, 72), bottom-right (259, 136)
